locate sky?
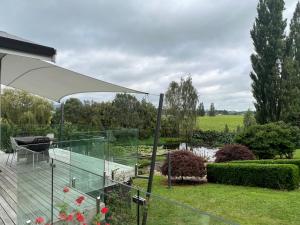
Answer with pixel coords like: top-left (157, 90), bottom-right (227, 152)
top-left (1, 0), bottom-right (299, 110)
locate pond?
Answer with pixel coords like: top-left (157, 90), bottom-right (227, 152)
top-left (179, 143), bottom-right (218, 162)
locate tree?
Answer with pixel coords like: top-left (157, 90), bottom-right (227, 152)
top-left (64, 98), bottom-right (83, 124)
top-left (250, 0), bottom-right (286, 123)
top-left (197, 102), bottom-right (205, 116)
top-left (208, 103), bottom-right (215, 116)
top-left (243, 109), bottom-right (256, 128)
top-left (1, 89), bottom-right (53, 125)
top-left (165, 76), bottom-right (198, 144)
top-left (165, 81), bottom-right (181, 134)
top-left (281, 2), bottom-right (300, 125)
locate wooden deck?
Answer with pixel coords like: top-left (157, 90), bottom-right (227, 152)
top-left (0, 151), bottom-right (101, 225)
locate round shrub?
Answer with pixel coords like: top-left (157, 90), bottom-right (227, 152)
top-left (161, 150), bottom-right (206, 180)
top-left (235, 122), bottom-right (300, 159)
top-left (215, 144), bottom-right (255, 163)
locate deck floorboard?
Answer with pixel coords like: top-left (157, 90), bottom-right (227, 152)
top-left (0, 152), bottom-right (98, 225)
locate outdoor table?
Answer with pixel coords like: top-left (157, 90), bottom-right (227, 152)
top-left (14, 136), bottom-right (51, 167)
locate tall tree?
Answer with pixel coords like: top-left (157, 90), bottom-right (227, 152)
top-left (250, 0), bottom-right (286, 123)
top-left (197, 102), bottom-right (205, 116)
top-left (281, 2), bottom-right (300, 125)
top-left (165, 76), bottom-right (198, 144)
top-left (208, 103), bottom-right (216, 116)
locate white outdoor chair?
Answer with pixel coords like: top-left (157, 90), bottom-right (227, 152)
top-left (6, 137), bottom-right (25, 166)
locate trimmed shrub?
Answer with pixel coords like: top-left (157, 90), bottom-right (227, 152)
top-left (207, 163), bottom-right (299, 190)
top-left (161, 150), bottom-right (206, 180)
top-left (232, 159), bottom-right (300, 175)
top-left (235, 122), bottom-right (300, 159)
top-left (215, 144), bottom-right (255, 162)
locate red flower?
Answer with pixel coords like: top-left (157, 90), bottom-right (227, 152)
top-left (97, 223), bottom-right (101, 225)
top-left (63, 187), bottom-right (70, 193)
top-left (35, 217), bottom-right (44, 224)
top-left (67, 214), bottom-right (73, 221)
top-left (101, 207), bottom-right (109, 214)
top-left (76, 212), bottom-right (85, 223)
top-left (59, 212), bottom-right (67, 221)
top-left (75, 196), bottom-right (85, 205)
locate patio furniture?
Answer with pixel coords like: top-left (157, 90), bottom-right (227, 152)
top-left (6, 137), bottom-right (27, 166)
top-left (13, 136), bottom-right (51, 167)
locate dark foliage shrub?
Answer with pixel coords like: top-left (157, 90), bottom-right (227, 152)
top-left (207, 163), bottom-right (299, 190)
top-left (161, 150), bottom-right (206, 179)
top-left (235, 122), bottom-right (300, 159)
top-left (215, 144), bottom-right (255, 162)
top-left (191, 130), bottom-right (235, 147)
top-left (231, 159), bottom-right (300, 175)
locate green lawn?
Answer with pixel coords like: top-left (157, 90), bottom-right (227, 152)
top-left (294, 149), bottom-right (300, 159)
top-left (134, 176), bottom-right (300, 225)
top-left (196, 115), bottom-right (243, 131)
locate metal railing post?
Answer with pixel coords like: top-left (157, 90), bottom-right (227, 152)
top-left (168, 150), bottom-right (172, 188)
top-left (72, 177), bottom-right (76, 188)
top-left (137, 189), bottom-right (140, 225)
top-left (142, 93), bottom-right (164, 225)
top-left (96, 196), bottom-right (101, 214)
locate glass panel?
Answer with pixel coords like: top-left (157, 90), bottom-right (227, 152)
top-left (99, 176), bottom-right (237, 225)
top-left (52, 159), bottom-right (103, 224)
top-left (17, 143), bottom-right (52, 225)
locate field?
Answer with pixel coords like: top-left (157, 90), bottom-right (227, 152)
top-left (196, 115), bottom-right (243, 131)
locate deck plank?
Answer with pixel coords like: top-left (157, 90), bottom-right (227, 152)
top-left (0, 152), bottom-right (99, 225)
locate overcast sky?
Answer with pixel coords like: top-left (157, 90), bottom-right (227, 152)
top-left (1, 0), bottom-right (299, 110)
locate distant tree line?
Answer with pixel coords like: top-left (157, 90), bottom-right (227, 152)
top-left (1, 89), bottom-right (157, 139)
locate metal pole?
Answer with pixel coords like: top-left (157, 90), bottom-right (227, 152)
top-left (51, 158), bottom-right (54, 224)
top-left (96, 196), bottom-right (101, 214)
top-left (0, 54), bottom-right (6, 152)
top-left (59, 102), bottom-right (64, 142)
top-left (168, 149), bottom-right (171, 188)
top-left (137, 189), bottom-right (140, 225)
top-left (142, 93), bottom-right (164, 225)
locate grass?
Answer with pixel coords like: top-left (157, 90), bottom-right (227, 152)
top-left (134, 176), bottom-right (300, 225)
top-left (196, 115), bottom-right (243, 131)
top-left (294, 149), bottom-right (300, 159)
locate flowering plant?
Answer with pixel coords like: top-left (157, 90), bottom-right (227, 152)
top-left (34, 186), bottom-right (110, 225)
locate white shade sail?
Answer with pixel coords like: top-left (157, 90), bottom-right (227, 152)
top-left (0, 53), bottom-right (146, 102)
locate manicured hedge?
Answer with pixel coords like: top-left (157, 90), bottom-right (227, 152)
top-left (207, 163), bottom-right (299, 190)
top-left (231, 159), bottom-right (300, 175)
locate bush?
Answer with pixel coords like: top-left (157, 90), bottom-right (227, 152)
top-left (215, 144), bottom-right (255, 162)
top-left (191, 130), bottom-right (235, 147)
top-left (235, 122), bottom-right (300, 159)
top-left (231, 159), bottom-right (300, 175)
top-left (161, 150), bottom-right (206, 180)
top-left (207, 163), bottom-right (299, 190)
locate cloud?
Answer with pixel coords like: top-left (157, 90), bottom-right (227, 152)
top-left (1, 0), bottom-right (298, 110)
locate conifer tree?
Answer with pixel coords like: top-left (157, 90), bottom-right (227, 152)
top-left (282, 2), bottom-right (300, 125)
top-left (197, 102), bottom-right (205, 116)
top-left (208, 103), bottom-right (216, 117)
top-left (250, 0), bottom-right (286, 123)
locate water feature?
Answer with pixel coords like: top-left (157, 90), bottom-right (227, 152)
top-left (179, 143), bottom-right (218, 162)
